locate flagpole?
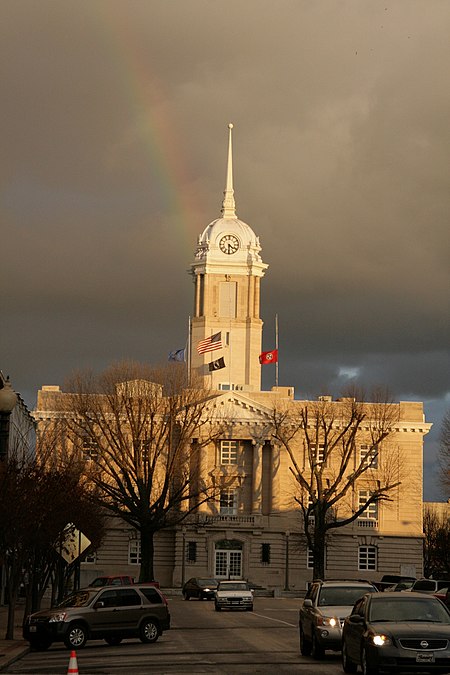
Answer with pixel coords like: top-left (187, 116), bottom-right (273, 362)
top-left (187, 316), bottom-right (191, 385)
top-left (275, 314), bottom-right (279, 389)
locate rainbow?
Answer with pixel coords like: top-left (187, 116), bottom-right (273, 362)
top-left (87, 3), bottom-right (201, 251)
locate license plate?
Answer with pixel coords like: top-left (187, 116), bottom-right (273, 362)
top-left (29, 626), bottom-right (37, 632)
top-left (416, 652), bottom-right (434, 663)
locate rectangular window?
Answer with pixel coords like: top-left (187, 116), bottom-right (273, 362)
top-left (307, 547), bottom-right (326, 569)
top-left (187, 541), bottom-right (197, 563)
top-left (358, 490), bottom-right (378, 520)
top-left (308, 442), bottom-right (325, 465)
top-left (220, 440), bottom-right (238, 465)
top-left (360, 444), bottom-right (378, 469)
top-left (128, 540), bottom-right (141, 565)
top-left (261, 543), bottom-right (271, 564)
top-left (81, 432), bottom-right (99, 461)
top-left (220, 488), bottom-right (237, 515)
top-left (359, 545), bottom-right (377, 571)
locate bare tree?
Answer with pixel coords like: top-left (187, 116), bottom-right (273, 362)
top-left (423, 505), bottom-right (450, 578)
top-left (439, 410), bottom-right (450, 499)
top-left (268, 389), bottom-right (401, 580)
top-left (0, 439), bottom-right (104, 639)
top-left (56, 361), bottom-right (224, 582)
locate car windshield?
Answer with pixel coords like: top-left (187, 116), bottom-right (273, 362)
top-left (369, 597), bottom-right (450, 623)
top-left (219, 583), bottom-right (247, 591)
top-left (318, 586), bottom-right (375, 606)
top-left (57, 590), bottom-right (96, 608)
top-left (198, 579), bottom-right (217, 586)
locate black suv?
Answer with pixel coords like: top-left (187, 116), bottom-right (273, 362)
top-left (23, 585), bottom-right (170, 650)
top-left (299, 579), bottom-right (378, 659)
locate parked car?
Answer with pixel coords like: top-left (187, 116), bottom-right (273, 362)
top-left (388, 580), bottom-right (415, 592)
top-left (88, 575), bottom-right (160, 588)
top-left (214, 580), bottom-right (253, 611)
top-left (23, 585), bottom-right (170, 651)
top-left (299, 579), bottom-right (378, 659)
top-left (434, 587), bottom-right (449, 603)
top-left (182, 577), bottom-right (218, 600)
top-left (89, 575), bottom-right (135, 587)
top-left (372, 575), bottom-right (416, 592)
top-left (410, 578), bottom-right (449, 595)
top-left (342, 591), bottom-right (450, 675)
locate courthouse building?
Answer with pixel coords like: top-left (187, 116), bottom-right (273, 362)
top-left (34, 126), bottom-right (431, 592)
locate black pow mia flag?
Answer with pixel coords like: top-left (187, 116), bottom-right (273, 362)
top-left (209, 357), bottom-right (226, 371)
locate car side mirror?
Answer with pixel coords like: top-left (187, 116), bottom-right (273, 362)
top-left (303, 598), bottom-right (313, 608)
top-left (349, 614), bottom-right (364, 624)
top-left (94, 600), bottom-right (105, 609)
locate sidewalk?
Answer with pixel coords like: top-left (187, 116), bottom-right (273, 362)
top-left (0, 603), bottom-right (29, 672)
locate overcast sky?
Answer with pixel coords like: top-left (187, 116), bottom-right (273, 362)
top-left (1, 0), bottom-right (448, 499)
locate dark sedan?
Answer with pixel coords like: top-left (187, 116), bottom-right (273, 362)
top-left (342, 591), bottom-right (450, 674)
top-left (182, 577), bottom-right (219, 600)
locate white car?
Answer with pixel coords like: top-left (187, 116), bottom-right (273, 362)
top-left (214, 581), bottom-right (254, 611)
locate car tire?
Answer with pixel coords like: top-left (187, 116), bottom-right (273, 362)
top-left (311, 632), bottom-right (325, 660)
top-left (183, 591), bottom-right (189, 600)
top-left (139, 619), bottom-right (159, 644)
top-left (215, 603), bottom-right (221, 611)
top-left (299, 625), bottom-right (312, 656)
top-left (361, 646), bottom-right (378, 675)
top-left (247, 606), bottom-right (253, 611)
top-left (29, 638), bottom-right (52, 651)
top-left (342, 642), bottom-right (357, 673)
top-left (104, 636), bottom-right (123, 646)
top-left (64, 622), bottom-right (88, 649)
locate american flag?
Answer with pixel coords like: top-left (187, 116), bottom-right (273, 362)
top-left (197, 332), bottom-right (223, 354)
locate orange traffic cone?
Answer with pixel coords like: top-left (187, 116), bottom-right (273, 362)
top-left (67, 650), bottom-right (79, 675)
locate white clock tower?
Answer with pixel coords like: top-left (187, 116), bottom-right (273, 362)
top-left (189, 124), bottom-right (268, 391)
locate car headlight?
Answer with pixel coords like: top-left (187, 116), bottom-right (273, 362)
top-left (49, 612), bottom-right (67, 622)
top-left (371, 633), bottom-right (391, 646)
top-left (317, 616), bottom-right (338, 627)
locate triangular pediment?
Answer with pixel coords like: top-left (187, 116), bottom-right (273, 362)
top-left (201, 391), bottom-right (275, 425)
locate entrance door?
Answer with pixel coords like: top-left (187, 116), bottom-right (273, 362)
top-left (215, 549), bottom-right (242, 579)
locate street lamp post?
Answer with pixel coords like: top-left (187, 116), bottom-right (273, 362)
top-left (284, 530), bottom-right (291, 591)
top-left (0, 376), bottom-right (18, 461)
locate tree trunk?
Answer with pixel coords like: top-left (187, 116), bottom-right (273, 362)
top-left (5, 588), bottom-right (18, 640)
top-left (312, 515), bottom-right (327, 581)
top-left (139, 527), bottom-right (155, 582)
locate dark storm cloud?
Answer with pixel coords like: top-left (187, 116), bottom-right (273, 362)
top-left (1, 0), bottom-right (448, 499)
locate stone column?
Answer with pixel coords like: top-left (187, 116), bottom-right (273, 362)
top-left (197, 442), bottom-right (210, 513)
top-left (252, 441), bottom-right (263, 514)
top-left (270, 442), bottom-right (281, 512)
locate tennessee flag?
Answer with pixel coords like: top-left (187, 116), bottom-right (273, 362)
top-left (259, 349), bottom-right (278, 365)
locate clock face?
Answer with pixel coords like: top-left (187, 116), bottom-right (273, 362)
top-left (219, 234), bottom-right (240, 254)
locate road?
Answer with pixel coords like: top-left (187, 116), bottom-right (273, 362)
top-left (6, 596), bottom-right (344, 674)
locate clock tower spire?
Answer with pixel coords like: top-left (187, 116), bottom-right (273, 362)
top-left (189, 124), bottom-right (268, 392)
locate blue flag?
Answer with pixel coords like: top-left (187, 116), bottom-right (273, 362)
top-left (168, 348), bottom-right (186, 362)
